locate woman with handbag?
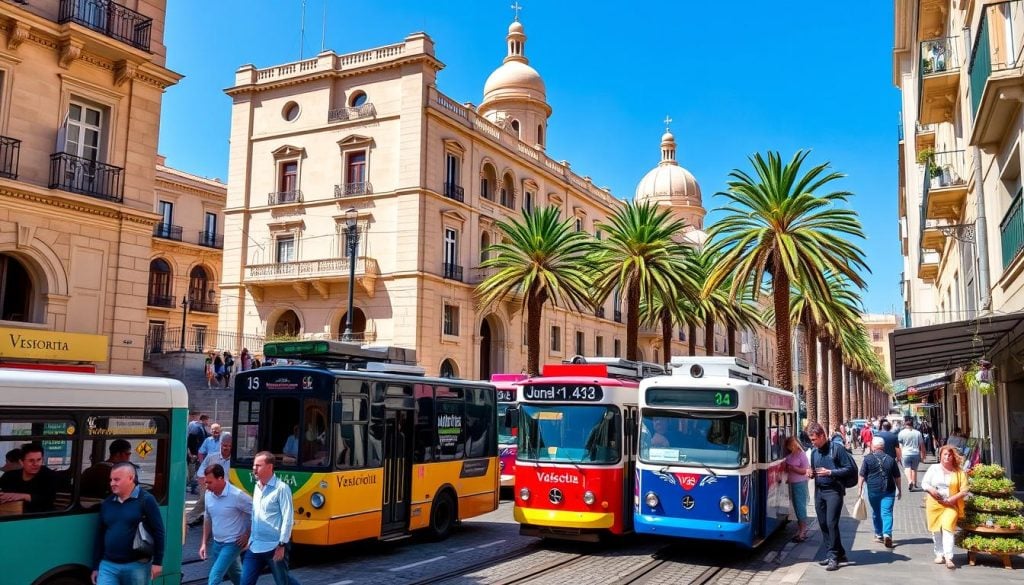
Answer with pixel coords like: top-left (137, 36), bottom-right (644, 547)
top-left (858, 436), bottom-right (902, 548)
top-left (922, 445), bottom-right (969, 569)
top-left (783, 436), bottom-right (810, 542)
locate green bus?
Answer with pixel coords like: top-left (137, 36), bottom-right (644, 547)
top-left (0, 369), bottom-right (188, 585)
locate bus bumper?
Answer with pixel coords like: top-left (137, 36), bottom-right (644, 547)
top-left (634, 514), bottom-right (751, 545)
top-left (500, 474), bottom-right (515, 488)
top-left (514, 505), bottom-right (613, 540)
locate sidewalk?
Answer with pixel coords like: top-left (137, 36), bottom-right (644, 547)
top-left (783, 452), bottom-right (1024, 584)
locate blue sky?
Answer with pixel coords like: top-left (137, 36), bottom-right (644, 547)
top-left (160, 0), bottom-right (901, 314)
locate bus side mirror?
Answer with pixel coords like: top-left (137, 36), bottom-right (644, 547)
top-left (504, 407), bottom-right (518, 429)
top-left (748, 415), bottom-right (759, 438)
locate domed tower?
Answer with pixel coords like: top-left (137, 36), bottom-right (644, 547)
top-left (479, 19), bottom-right (552, 149)
top-left (634, 125), bottom-right (706, 243)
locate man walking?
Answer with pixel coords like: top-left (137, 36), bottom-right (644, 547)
top-left (806, 422), bottom-right (857, 571)
top-left (91, 462), bottom-right (165, 584)
top-left (187, 433), bottom-right (231, 526)
top-left (858, 436), bottom-right (902, 548)
top-left (200, 463), bottom-right (251, 585)
top-left (187, 413), bottom-right (209, 495)
top-left (242, 451), bottom-right (300, 585)
top-left (898, 419), bottom-right (926, 490)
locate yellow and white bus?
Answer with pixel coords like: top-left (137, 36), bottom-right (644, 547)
top-left (231, 341), bottom-right (498, 545)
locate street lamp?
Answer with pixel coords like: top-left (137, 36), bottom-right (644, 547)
top-left (342, 207), bottom-right (359, 342)
top-left (179, 295), bottom-right (191, 351)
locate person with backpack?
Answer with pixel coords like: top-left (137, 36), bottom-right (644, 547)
top-left (858, 436), bottom-right (902, 549)
top-left (806, 421), bottom-right (858, 572)
top-left (186, 414), bottom-right (210, 495)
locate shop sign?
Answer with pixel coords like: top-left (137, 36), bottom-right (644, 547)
top-left (0, 326), bottom-right (108, 362)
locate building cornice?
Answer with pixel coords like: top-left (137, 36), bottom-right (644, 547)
top-left (0, 181), bottom-right (160, 226)
top-left (225, 55), bottom-right (442, 98)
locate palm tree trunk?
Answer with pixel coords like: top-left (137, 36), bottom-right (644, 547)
top-left (660, 308), bottom-right (672, 367)
top-left (526, 288), bottom-right (547, 376)
top-left (772, 269), bottom-right (793, 391)
top-left (625, 282), bottom-right (640, 361)
top-left (804, 320), bottom-right (818, 428)
top-left (819, 334), bottom-right (829, 428)
top-left (830, 344), bottom-right (842, 433)
top-left (704, 316), bottom-right (715, 357)
top-left (688, 323), bottom-right (696, 356)
top-left (727, 323), bottom-right (737, 357)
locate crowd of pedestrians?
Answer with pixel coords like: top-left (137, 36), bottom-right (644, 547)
top-left (204, 348), bottom-right (263, 389)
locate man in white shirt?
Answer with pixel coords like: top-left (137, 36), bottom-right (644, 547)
top-left (897, 420), bottom-right (926, 491)
top-left (188, 434), bottom-right (231, 526)
top-left (199, 462), bottom-right (251, 585)
top-left (242, 451), bottom-right (299, 585)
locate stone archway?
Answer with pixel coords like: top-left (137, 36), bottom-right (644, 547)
top-left (273, 310), bottom-right (301, 337)
top-left (478, 313), bottom-right (507, 380)
top-left (338, 307), bottom-right (368, 340)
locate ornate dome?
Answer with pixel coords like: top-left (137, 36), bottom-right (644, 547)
top-left (481, 21), bottom-right (548, 108)
top-left (634, 129), bottom-right (704, 227)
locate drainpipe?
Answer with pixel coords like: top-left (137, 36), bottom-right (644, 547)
top-left (973, 145), bottom-right (992, 310)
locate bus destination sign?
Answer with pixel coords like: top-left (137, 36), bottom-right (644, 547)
top-left (646, 387), bottom-right (739, 408)
top-left (522, 384), bottom-right (604, 402)
top-left (496, 389), bottom-right (515, 403)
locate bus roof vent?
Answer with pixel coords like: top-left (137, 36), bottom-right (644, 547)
top-left (363, 361), bottom-right (427, 375)
top-left (561, 356), bottom-right (666, 381)
top-left (669, 356), bottom-right (752, 381)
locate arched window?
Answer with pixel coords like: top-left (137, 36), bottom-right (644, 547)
top-left (480, 162), bottom-right (497, 201)
top-left (274, 310), bottom-right (301, 337)
top-left (339, 307), bottom-right (368, 340)
top-left (510, 119), bottom-right (520, 138)
top-left (537, 124), bottom-right (544, 147)
top-left (188, 266), bottom-right (210, 305)
top-left (147, 259), bottom-right (172, 306)
top-left (480, 232), bottom-right (491, 263)
top-left (439, 359), bottom-right (457, 378)
top-left (500, 173), bottom-right (515, 208)
top-left (0, 254), bottom-right (33, 322)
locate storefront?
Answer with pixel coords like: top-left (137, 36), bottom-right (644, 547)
top-left (0, 326), bottom-right (109, 373)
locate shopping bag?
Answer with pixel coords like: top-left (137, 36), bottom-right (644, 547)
top-left (852, 495), bottom-right (868, 521)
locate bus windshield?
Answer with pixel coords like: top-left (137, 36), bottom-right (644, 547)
top-left (497, 403), bottom-right (516, 446)
top-left (519, 404), bottom-right (620, 464)
top-left (640, 411), bottom-right (747, 468)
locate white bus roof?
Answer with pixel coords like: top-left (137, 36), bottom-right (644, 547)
top-left (0, 369), bottom-right (189, 409)
top-left (669, 356), bottom-right (754, 381)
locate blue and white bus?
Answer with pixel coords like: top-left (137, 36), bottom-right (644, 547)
top-left (633, 357), bottom-right (795, 547)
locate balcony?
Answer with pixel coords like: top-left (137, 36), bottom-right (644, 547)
top-left (443, 182), bottom-right (464, 202)
top-left (969, 1), bottom-right (1024, 146)
top-left (1001, 188), bottom-right (1024, 268)
top-left (918, 0), bottom-right (949, 40)
top-left (58, 0), bottom-right (153, 52)
top-left (918, 37), bottom-right (961, 125)
top-left (918, 250), bottom-right (940, 282)
top-left (268, 190), bottom-right (302, 206)
top-left (0, 136), bottom-right (20, 180)
top-left (443, 263), bottom-right (464, 281)
top-left (921, 221), bottom-right (948, 252)
top-left (922, 150), bottom-right (968, 221)
top-left (614, 310), bottom-right (622, 323)
top-left (147, 294), bottom-right (175, 308)
top-left (914, 123), bottom-right (936, 158)
top-left (244, 256), bottom-right (380, 301)
top-left (189, 300), bottom-right (218, 314)
top-left (49, 152), bottom-right (124, 203)
top-left (334, 182), bottom-right (372, 198)
top-left (152, 223), bottom-right (182, 241)
top-left (198, 231), bottom-right (223, 249)
top-left (328, 103), bottom-right (376, 123)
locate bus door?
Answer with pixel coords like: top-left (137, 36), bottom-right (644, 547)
top-left (621, 405), bottom-right (638, 532)
top-left (753, 409), bottom-right (768, 542)
top-left (382, 399), bottom-right (414, 536)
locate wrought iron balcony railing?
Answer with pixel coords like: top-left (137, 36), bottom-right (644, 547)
top-left (970, 0), bottom-right (1024, 117)
top-left (328, 103), bottom-right (376, 123)
top-left (1001, 187), bottom-right (1024, 269)
top-left (268, 190), bottom-right (302, 205)
top-left (443, 182), bottom-right (464, 202)
top-left (0, 136), bottom-right (20, 180)
top-left (49, 152), bottom-right (124, 202)
top-left (147, 294), bottom-right (175, 308)
top-left (334, 182), bottom-right (372, 197)
top-left (189, 300), bottom-right (219, 314)
top-left (443, 263), bottom-right (464, 281)
top-left (153, 223), bottom-right (182, 241)
top-left (58, 0), bottom-right (153, 52)
top-left (198, 231), bottom-right (224, 249)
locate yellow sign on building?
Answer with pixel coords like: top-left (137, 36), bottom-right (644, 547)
top-left (0, 327), bottom-right (109, 362)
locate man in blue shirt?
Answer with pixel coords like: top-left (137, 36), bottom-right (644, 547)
top-left (92, 462), bottom-right (165, 584)
top-left (242, 451), bottom-right (300, 585)
top-left (200, 463), bottom-right (251, 585)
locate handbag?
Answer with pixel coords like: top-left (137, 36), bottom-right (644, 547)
top-left (852, 495), bottom-right (868, 521)
top-left (133, 517), bottom-right (154, 559)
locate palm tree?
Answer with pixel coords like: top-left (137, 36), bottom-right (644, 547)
top-left (705, 151), bottom-right (868, 392)
top-left (590, 201), bottom-right (694, 361)
top-left (476, 205), bottom-right (594, 375)
top-left (821, 279), bottom-right (862, 431)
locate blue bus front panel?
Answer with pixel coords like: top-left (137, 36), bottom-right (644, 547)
top-left (634, 469), bottom-right (753, 545)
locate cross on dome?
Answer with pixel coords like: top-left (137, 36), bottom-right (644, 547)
top-left (664, 115), bottom-right (672, 131)
top-left (511, 1), bottom-right (522, 21)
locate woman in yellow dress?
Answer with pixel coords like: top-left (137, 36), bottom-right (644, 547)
top-left (921, 445), bottom-right (969, 569)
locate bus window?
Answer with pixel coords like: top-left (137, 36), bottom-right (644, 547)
top-left (464, 388), bottom-right (495, 458)
top-left (302, 398), bottom-right (329, 467)
top-left (265, 397), bottom-right (301, 466)
top-left (235, 399), bottom-right (261, 463)
top-left (414, 385), bottom-right (434, 463)
top-left (436, 398), bottom-right (465, 461)
top-left (335, 396), bottom-right (367, 469)
top-left (79, 415), bottom-right (168, 505)
top-left (0, 419), bottom-right (74, 514)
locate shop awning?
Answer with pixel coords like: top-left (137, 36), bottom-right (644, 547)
top-left (890, 312), bottom-right (1024, 379)
top-left (892, 373), bottom-right (950, 400)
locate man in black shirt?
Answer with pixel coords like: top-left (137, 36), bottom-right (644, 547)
top-left (806, 422), bottom-right (857, 571)
top-left (0, 443), bottom-right (58, 513)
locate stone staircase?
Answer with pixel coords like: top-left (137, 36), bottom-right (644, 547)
top-left (143, 351), bottom-right (235, 428)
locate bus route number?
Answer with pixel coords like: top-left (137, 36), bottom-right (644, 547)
top-left (496, 389), bottom-right (515, 403)
top-left (714, 392), bottom-right (732, 407)
top-left (523, 384), bottom-right (604, 402)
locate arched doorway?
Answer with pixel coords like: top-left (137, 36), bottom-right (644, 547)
top-left (338, 307), bottom-right (367, 340)
top-left (0, 253), bottom-right (33, 322)
top-left (440, 359), bottom-right (457, 378)
top-left (478, 314), bottom-right (507, 380)
top-left (274, 310), bottom-right (300, 337)
top-left (479, 320), bottom-right (492, 380)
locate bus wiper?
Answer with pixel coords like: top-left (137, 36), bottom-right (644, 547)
top-left (689, 459), bottom-right (718, 478)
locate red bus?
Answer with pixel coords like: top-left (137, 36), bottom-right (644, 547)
top-left (511, 358), bottom-right (664, 541)
top-left (491, 373), bottom-right (528, 488)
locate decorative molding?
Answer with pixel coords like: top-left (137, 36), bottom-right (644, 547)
top-left (58, 38), bottom-right (84, 69)
top-left (441, 209), bottom-right (467, 223)
top-left (15, 223), bottom-right (35, 249)
top-left (7, 19), bottom-right (29, 52)
top-left (271, 144), bottom-right (306, 159)
top-left (938, 223), bottom-right (976, 243)
top-left (114, 59), bottom-right (138, 87)
top-left (311, 281), bottom-right (330, 300)
top-left (246, 284), bottom-right (264, 302)
top-left (442, 138), bottom-right (466, 154)
top-left (338, 134), bottom-right (374, 149)
top-left (292, 281), bottom-right (309, 300)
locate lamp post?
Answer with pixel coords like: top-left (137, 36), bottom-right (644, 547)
top-left (179, 295), bottom-right (190, 351)
top-left (342, 207), bottom-right (359, 342)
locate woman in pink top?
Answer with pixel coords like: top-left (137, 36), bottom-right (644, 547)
top-left (784, 435), bottom-right (810, 541)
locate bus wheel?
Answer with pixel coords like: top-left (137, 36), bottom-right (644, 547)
top-left (428, 490), bottom-right (457, 540)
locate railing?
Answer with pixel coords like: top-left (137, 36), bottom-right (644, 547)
top-left (969, 0), bottom-right (1024, 117)
top-left (443, 182), bottom-right (464, 202)
top-left (147, 327), bottom-right (266, 356)
top-left (189, 300), bottom-right (219, 314)
top-left (58, 0), bottom-right (153, 52)
top-left (0, 136), bottom-right (20, 180)
top-left (49, 152), bottom-right (124, 202)
top-left (198, 231), bottom-right (223, 249)
top-left (920, 36), bottom-right (961, 76)
top-left (916, 122), bottom-right (936, 134)
top-left (1001, 188), bottom-right (1024, 268)
top-left (335, 330), bottom-right (377, 343)
top-left (152, 223), bottom-right (182, 241)
top-left (921, 150), bottom-right (967, 219)
top-left (268, 190), bottom-right (302, 205)
top-left (328, 103), bottom-right (376, 123)
top-left (147, 294), bottom-right (175, 308)
top-left (246, 257), bottom-right (371, 281)
top-left (335, 182), bottom-right (372, 197)
top-left (443, 263), bottom-right (464, 281)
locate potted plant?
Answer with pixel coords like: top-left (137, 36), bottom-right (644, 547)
top-left (917, 147), bottom-right (935, 165)
top-left (965, 361), bottom-right (996, 396)
top-left (959, 464), bottom-right (1024, 568)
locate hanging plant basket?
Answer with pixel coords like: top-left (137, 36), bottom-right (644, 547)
top-left (964, 361), bottom-right (996, 396)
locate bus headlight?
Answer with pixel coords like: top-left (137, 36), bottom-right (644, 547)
top-left (310, 492), bottom-right (326, 509)
top-left (645, 492), bottom-right (660, 508)
top-left (583, 491), bottom-right (596, 505)
top-left (719, 497), bottom-right (735, 513)
top-left (519, 487), bottom-right (531, 501)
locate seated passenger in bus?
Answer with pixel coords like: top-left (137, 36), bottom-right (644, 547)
top-left (0, 443), bottom-right (58, 513)
top-left (1, 447), bottom-right (22, 476)
top-left (282, 425), bottom-right (299, 464)
top-left (650, 418), bottom-right (671, 448)
top-left (81, 439), bottom-right (133, 498)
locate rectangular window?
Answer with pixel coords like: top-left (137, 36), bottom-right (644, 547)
top-left (550, 325), bottom-right (561, 352)
top-left (157, 200), bottom-right (173, 225)
top-left (334, 395), bottom-right (368, 469)
top-left (575, 217), bottom-right (583, 232)
top-left (346, 151), bottom-right (366, 184)
top-left (524, 191), bottom-right (534, 213)
top-left (445, 153), bottom-right (459, 186)
top-left (204, 212), bottom-right (217, 235)
top-left (575, 331), bottom-right (584, 355)
top-left (872, 330), bottom-right (881, 342)
top-left (444, 228), bottom-right (458, 265)
top-left (443, 304), bottom-right (459, 336)
top-left (64, 100), bottom-right (104, 161)
top-left (614, 338), bottom-right (621, 357)
top-left (276, 235), bottom-right (295, 263)
top-left (436, 386), bottom-right (465, 460)
top-left (595, 336), bottom-right (604, 357)
top-left (280, 161), bottom-right (298, 193)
